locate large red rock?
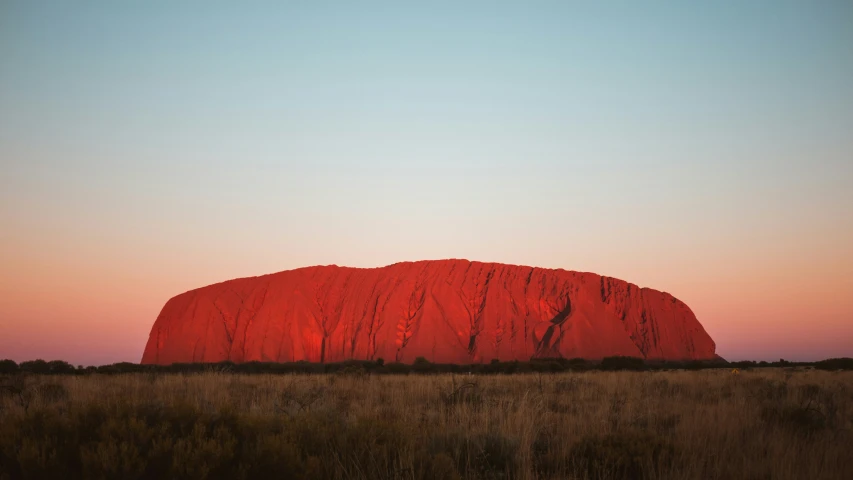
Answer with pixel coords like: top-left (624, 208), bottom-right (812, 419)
top-left (141, 260), bottom-right (717, 364)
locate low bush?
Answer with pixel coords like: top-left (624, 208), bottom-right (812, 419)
top-left (601, 356), bottom-right (646, 371)
top-left (385, 362), bottom-right (412, 375)
top-left (3, 357), bottom-right (849, 376)
top-left (428, 430), bottom-right (518, 478)
top-left (18, 360), bottom-right (50, 375)
top-left (761, 403), bottom-right (829, 435)
top-left (0, 360), bottom-right (18, 374)
top-left (815, 358), bottom-right (853, 371)
top-left (412, 357), bottom-right (435, 374)
top-left (569, 431), bottom-right (675, 479)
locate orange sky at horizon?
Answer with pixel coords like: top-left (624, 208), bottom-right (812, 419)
top-left (2, 229), bottom-right (851, 364)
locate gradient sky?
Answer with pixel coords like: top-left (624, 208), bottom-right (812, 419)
top-left (1, 1), bottom-right (852, 365)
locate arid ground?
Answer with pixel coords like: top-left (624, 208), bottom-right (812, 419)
top-left (1, 369), bottom-right (851, 479)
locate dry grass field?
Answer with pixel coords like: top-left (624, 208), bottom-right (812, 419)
top-left (1, 369), bottom-right (851, 479)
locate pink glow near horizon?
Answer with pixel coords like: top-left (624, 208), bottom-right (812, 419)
top-left (1, 234), bottom-right (851, 364)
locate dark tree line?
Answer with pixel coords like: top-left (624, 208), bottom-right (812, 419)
top-left (1, 356), bottom-right (850, 376)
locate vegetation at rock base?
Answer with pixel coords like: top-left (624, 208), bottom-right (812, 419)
top-left (3, 356), bottom-right (852, 377)
top-left (1, 367), bottom-right (851, 479)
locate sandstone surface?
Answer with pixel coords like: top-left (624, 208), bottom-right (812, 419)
top-left (141, 260), bottom-right (717, 364)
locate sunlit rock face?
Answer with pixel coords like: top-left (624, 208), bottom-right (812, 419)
top-left (141, 260), bottom-right (717, 365)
